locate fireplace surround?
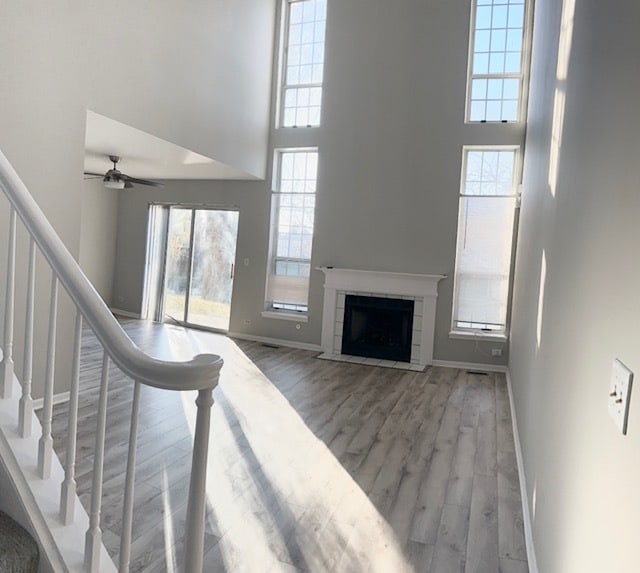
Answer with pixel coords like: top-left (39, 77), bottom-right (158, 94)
top-left (318, 268), bottom-right (446, 370)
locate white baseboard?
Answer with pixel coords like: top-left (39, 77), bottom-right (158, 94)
top-left (506, 370), bottom-right (539, 573)
top-left (110, 308), bottom-right (141, 319)
top-left (431, 359), bottom-right (508, 373)
top-left (32, 391), bottom-right (70, 411)
top-left (228, 332), bottom-right (322, 353)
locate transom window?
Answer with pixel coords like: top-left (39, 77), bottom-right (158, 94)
top-left (467, 0), bottom-right (527, 122)
top-left (280, 0), bottom-right (327, 127)
top-left (266, 149), bottom-right (318, 312)
top-left (452, 148), bottom-right (519, 334)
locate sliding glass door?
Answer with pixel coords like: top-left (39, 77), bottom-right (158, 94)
top-left (163, 206), bottom-right (239, 331)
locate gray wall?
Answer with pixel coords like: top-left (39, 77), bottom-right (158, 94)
top-left (114, 0), bottom-right (516, 366)
top-left (79, 179), bottom-right (119, 305)
top-left (0, 0), bottom-right (275, 398)
top-left (510, 0), bottom-right (640, 571)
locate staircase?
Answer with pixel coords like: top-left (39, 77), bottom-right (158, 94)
top-left (0, 149), bottom-right (223, 572)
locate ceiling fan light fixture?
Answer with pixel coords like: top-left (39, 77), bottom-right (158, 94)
top-left (104, 178), bottom-right (125, 190)
top-left (84, 155), bottom-right (162, 189)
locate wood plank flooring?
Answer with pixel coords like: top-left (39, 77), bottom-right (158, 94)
top-left (44, 319), bottom-right (528, 572)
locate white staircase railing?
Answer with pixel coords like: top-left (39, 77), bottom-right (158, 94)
top-left (0, 149), bottom-right (223, 572)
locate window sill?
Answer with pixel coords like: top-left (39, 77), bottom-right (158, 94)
top-left (464, 119), bottom-right (524, 125)
top-left (449, 330), bottom-right (508, 342)
top-left (261, 310), bottom-right (309, 323)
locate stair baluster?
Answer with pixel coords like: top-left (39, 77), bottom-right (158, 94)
top-left (37, 274), bottom-right (58, 479)
top-left (18, 238), bottom-right (36, 438)
top-left (60, 312), bottom-right (82, 525)
top-left (1, 207), bottom-right (16, 399)
top-left (84, 352), bottom-right (110, 572)
top-left (118, 380), bottom-right (141, 572)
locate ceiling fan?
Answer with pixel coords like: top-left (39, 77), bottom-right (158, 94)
top-left (84, 155), bottom-right (163, 189)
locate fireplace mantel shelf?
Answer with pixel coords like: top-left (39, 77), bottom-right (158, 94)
top-left (317, 267), bottom-right (447, 298)
top-left (317, 267), bottom-right (447, 280)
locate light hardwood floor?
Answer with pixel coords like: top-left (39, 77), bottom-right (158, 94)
top-left (46, 319), bottom-right (528, 572)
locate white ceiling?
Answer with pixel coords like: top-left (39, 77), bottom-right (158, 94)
top-left (83, 110), bottom-right (257, 181)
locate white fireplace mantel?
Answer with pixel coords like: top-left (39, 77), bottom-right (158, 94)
top-left (318, 267), bottom-right (446, 370)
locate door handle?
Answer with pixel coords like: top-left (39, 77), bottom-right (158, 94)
top-left (230, 263), bottom-right (235, 279)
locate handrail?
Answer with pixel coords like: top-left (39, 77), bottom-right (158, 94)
top-left (0, 149), bottom-right (223, 390)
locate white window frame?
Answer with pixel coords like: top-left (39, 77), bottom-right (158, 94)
top-left (450, 145), bottom-right (522, 339)
top-left (464, 0), bottom-right (534, 124)
top-left (264, 147), bottom-right (319, 318)
top-left (276, 0), bottom-right (328, 129)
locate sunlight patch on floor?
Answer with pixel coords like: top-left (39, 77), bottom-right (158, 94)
top-left (177, 335), bottom-right (413, 572)
top-left (161, 468), bottom-right (177, 573)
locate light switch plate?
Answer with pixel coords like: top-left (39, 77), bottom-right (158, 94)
top-left (609, 358), bottom-right (633, 435)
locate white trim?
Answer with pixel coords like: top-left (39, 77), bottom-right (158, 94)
top-left (110, 308), bottom-right (141, 319)
top-left (32, 391), bottom-right (70, 411)
top-left (261, 310), bottom-right (309, 323)
top-left (432, 359), bottom-right (507, 373)
top-left (228, 332), bottom-right (322, 352)
top-left (318, 267), bottom-right (446, 296)
top-left (506, 369), bottom-right (539, 573)
top-left (449, 330), bottom-right (508, 342)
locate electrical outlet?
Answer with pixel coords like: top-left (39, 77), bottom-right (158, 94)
top-left (609, 359), bottom-right (633, 435)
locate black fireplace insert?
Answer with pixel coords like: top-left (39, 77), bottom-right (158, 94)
top-left (341, 294), bottom-right (414, 362)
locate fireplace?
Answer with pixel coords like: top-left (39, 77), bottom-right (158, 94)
top-left (318, 268), bottom-right (446, 370)
top-left (341, 295), bottom-right (414, 362)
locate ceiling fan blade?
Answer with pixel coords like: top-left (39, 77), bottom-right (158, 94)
top-left (83, 171), bottom-right (106, 177)
top-left (122, 175), bottom-right (164, 188)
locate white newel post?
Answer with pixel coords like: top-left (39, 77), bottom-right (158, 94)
top-left (184, 387), bottom-right (215, 573)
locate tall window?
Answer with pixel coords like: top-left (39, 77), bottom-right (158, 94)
top-left (280, 0), bottom-right (327, 127)
top-left (467, 0), bottom-right (527, 122)
top-left (266, 149), bottom-right (318, 312)
top-left (452, 148), bottom-right (519, 334)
